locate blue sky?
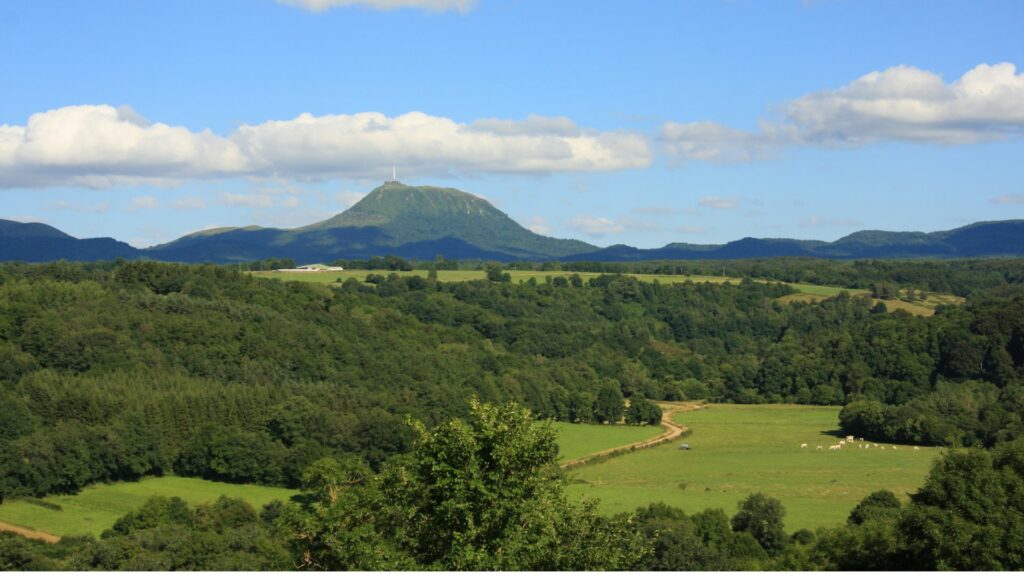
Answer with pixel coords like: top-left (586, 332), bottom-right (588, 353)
top-left (1, 0), bottom-right (1022, 248)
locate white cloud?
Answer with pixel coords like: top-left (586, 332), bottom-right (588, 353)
top-left (675, 225), bottom-right (706, 234)
top-left (568, 215), bottom-right (625, 236)
top-left (0, 105), bottom-right (249, 188)
top-left (220, 193), bottom-right (274, 208)
top-left (44, 200), bottom-right (109, 214)
top-left (129, 195), bottom-right (159, 211)
top-left (0, 107), bottom-right (650, 189)
top-left (281, 196), bottom-right (302, 208)
top-left (232, 111), bottom-right (650, 179)
top-left (171, 196), bottom-right (207, 210)
top-left (991, 194), bottom-right (1024, 205)
top-left (662, 62), bottom-right (1024, 162)
top-left (278, 0), bottom-right (474, 12)
top-left (800, 215), bottom-right (863, 227)
top-left (525, 216), bottom-right (552, 235)
top-left (337, 191), bottom-right (366, 207)
top-left (698, 196), bottom-right (739, 210)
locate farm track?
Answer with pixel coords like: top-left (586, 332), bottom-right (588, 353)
top-left (0, 520), bottom-right (60, 543)
top-left (560, 402), bottom-right (701, 469)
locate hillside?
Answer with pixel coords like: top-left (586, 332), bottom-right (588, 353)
top-left (146, 182), bottom-right (596, 263)
top-left (0, 219), bottom-right (140, 262)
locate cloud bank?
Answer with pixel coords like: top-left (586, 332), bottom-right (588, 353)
top-left (663, 62), bottom-right (1024, 162)
top-left (277, 0), bottom-right (475, 13)
top-left (0, 106), bottom-right (651, 189)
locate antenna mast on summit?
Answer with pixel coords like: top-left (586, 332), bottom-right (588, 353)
top-left (393, 165), bottom-right (397, 182)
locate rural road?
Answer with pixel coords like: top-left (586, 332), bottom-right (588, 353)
top-left (560, 401), bottom-right (701, 469)
top-left (0, 520), bottom-right (60, 543)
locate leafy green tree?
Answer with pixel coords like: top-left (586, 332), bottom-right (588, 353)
top-left (593, 384), bottom-right (625, 424)
top-left (848, 489), bottom-right (901, 525)
top-left (731, 492), bottom-right (787, 555)
top-left (625, 395), bottom-right (662, 425)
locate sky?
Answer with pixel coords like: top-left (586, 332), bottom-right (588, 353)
top-left (1, 0), bottom-right (1022, 249)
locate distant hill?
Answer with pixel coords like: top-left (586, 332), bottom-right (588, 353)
top-left (146, 182), bottom-right (595, 263)
top-left (0, 219), bottom-right (140, 262)
top-left (564, 221), bottom-right (1024, 262)
top-left (2, 185), bottom-right (1023, 263)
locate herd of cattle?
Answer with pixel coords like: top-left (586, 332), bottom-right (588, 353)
top-left (799, 435), bottom-right (921, 452)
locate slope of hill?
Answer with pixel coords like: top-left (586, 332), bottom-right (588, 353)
top-left (2, 187), bottom-right (1023, 263)
top-left (0, 219), bottom-right (140, 262)
top-left (146, 182), bottom-right (596, 263)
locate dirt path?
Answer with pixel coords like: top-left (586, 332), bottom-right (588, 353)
top-left (0, 520), bottom-right (61, 543)
top-left (561, 401), bottom-right (702, 469)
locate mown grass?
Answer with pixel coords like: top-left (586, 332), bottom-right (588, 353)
top-left (553, 421), bottom-right (664, 462)
top-left (0, 476), bottom-right (296, 538)
top-left (565, 404), bottom-right (941, 531)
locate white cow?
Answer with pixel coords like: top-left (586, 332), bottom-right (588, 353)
top-left (816, 446), bottom-right (823, 450)
top-left (800, 443), bottom-right (808, 448)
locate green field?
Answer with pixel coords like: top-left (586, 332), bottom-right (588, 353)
top-left (251, 268), bottom-right (743, 286)
top-left (0, 476), bottom-right (296, 538)
top-left (565, 404), bottom-right (941, 531)
top-left (553, 421), bottom-right (664, 462)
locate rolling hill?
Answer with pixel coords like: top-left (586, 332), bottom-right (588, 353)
top-left (1, 183), bottom-right (1022, 263)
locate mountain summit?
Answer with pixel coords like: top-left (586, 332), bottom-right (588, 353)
top-left (147, 182), bottom-right (595, 263)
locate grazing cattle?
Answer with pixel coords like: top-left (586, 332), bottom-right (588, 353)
top-left (880, 446), bottom-right (885, 450)
top-left (846, 435), bottom-right (855, 442)
top-left (800, 443), bottom-right (808, 448)
top-left (817, 446), bottom-right (823, 450)
top-left (839, 440), bottom-right (846, 445)
top-left (914, 446), bottom-right (920, 451)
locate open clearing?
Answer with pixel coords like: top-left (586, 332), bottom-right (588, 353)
top-left (0, 476), bottom-right (295, 539)
top-left (252, 269), bottom-right (743, 286)
top-left (565, 404), bottom-right (941, 531)
top-left (553, 421), bottom-right (665, 463)
top-left (253, 270), bottom-right (956, 315)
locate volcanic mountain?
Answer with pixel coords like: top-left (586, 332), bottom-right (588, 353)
top-left (2, 183), bottom-right (1023, 263)
top-left (145, 182), bottom-right (596, 263)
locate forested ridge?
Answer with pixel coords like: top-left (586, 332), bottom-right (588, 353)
top-left (1, 259), bottom-right (1024, 498)
top-left (1, 258), bottom-right (1024, 569)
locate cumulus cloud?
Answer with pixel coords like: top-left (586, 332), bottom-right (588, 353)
top-left (278, 0), bottom-right (475, 12)
top-left (675, 225), bottom-right (706, 234)
top-left (129, 196), bottom-right (160, 211)
top-left (337, 191), bottom-right (367, 207)
top-left (698, 196), bottom-right (739, 210)
top-left (525, 216), bottom-right (552, 235)
top-left (0, 105), bottom-right (249, 188)
top-left (0, 107), bottom-right (650, 189)
top-left (800, 215), bottom-right (863, 227)
top-left (232, 111), bottom-right (650, 179)
top-left (171, 196), bottom-right (208, 210)
top-left (220, 193), bottom-right (274, 208)
top-left (568, 215), bottom-right (625, 236)
top-left (45, 200), bottom-right (108, 214)
top-left (662, 62), bottom-right (1024, 162)
top-left (991, 194), bottom-right (1024, 205)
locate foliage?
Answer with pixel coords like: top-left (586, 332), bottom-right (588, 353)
top-left (276, 400), bottom-right (649, 570)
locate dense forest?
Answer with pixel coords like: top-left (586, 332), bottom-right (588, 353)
top-left (3, 401), bottom-right (1024, 570)
top-left (1, 259), bottom-right (1023, 498)
top-left (1, 258), bottom-right (1023, 569)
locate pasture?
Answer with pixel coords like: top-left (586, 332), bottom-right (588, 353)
top-left (565, 404), bottom-right (941, 531)
top-left (0, 476), bottom-right (295, 538)
top-left (553, 421), bottom-right (664, 462)
top-left (251, 269), bottom-right (957, 315)
top-left (251, 268), bottom-right (744, 286)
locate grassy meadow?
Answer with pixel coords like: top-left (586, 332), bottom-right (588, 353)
top-left (552, 421), bottom-right (664, 462)
top-left (565, 404), bottom-right (941, 531)
top-left (252, 269), bottom-right (957, 316)
top-left (251, 268), bottom-right (743, 286)
top-left (0, 476), bottom-right (295, 538)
